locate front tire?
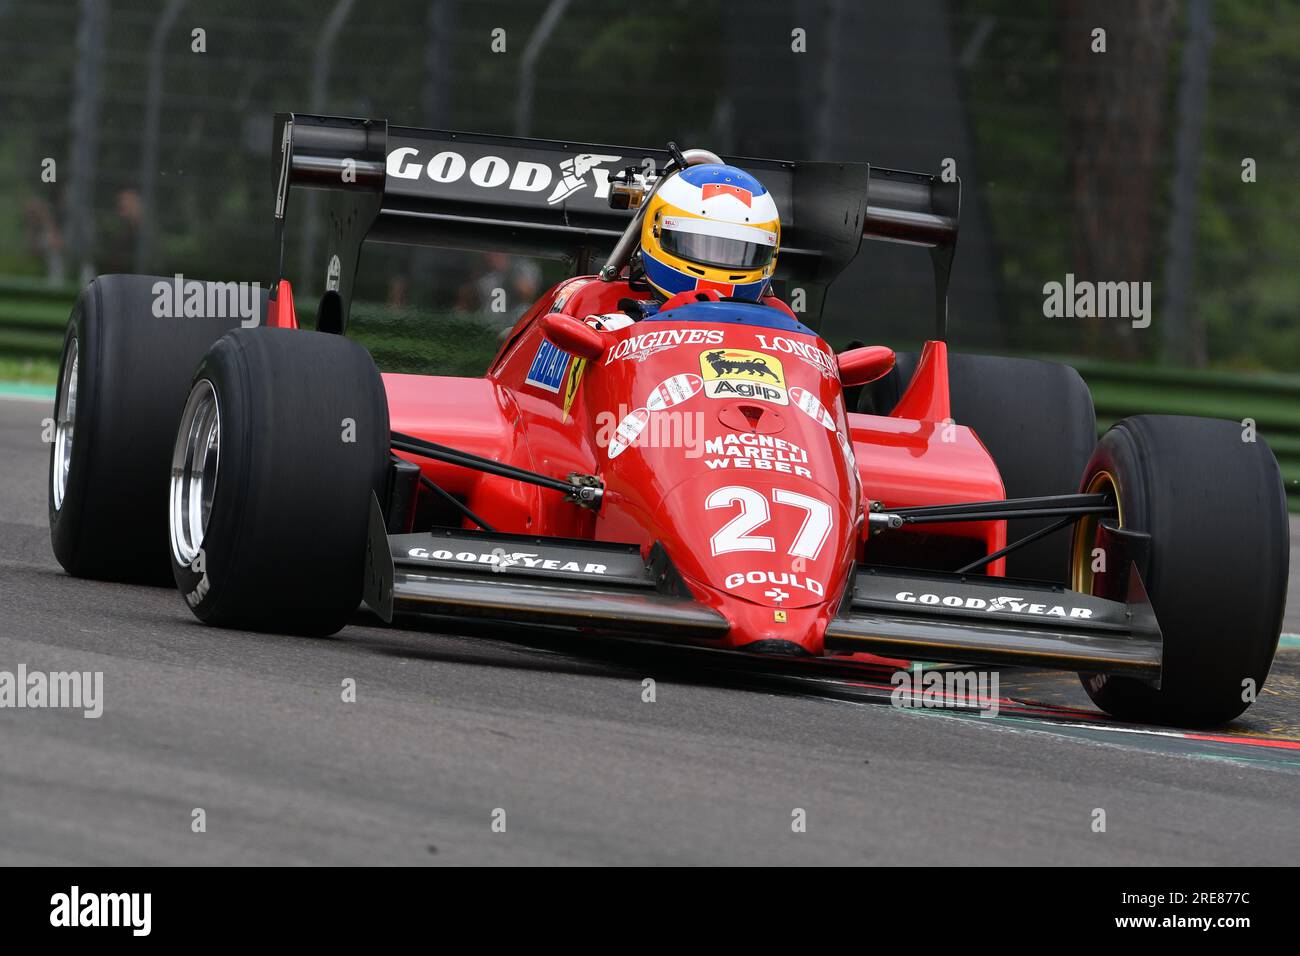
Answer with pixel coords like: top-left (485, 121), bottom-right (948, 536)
top-left (170, 329), bottom-right (389, 636)
top-left (1073, 415), bottom-right (1289, 726)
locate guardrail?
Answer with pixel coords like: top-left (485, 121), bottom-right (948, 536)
top-left (1063, 356), bottom-right (1300, 512)
top-left (2, 277), bottom-right (1296, 509)
top-left (0, 277), bottom-right (77, 358)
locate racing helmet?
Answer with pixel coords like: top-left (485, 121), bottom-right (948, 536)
top-left (639, 164), bottom-right (780, 302)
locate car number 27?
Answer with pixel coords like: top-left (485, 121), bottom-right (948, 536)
top-left (705, 485), bottom-right (833, 559)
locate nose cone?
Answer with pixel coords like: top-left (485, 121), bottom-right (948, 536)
top-left (589, 312), bottom-right (863, 654)
top-left (659, 471), bottom-right (858, 653)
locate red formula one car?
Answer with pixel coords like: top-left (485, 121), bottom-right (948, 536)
top-left (48, 114), bottom-right (1289, 727)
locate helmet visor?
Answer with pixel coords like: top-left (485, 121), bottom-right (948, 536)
top-left (659, 217), bottom-right (777, 270)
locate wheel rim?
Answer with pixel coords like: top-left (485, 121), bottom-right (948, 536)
top-left (51, 337), bottom-right (78, 510)
top-left (169, 380), bottom-right (221, 568)
top-left (1070, 470), bottom-right (1122, 594)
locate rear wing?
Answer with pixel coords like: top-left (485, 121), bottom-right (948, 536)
top-left (272, 112), bottom-right (959, 332)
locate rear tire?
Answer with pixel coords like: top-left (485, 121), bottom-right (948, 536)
top-left (1073, 415), bottom-right (1288, 727)
top-left (48, 275), bottom-right (255, 583)
top-left (861, 351), bottom-right (1096, 582)
top-left (170, 328), bottom-right (389, 636)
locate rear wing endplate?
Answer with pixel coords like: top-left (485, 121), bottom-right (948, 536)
top-left (272, 113), bottom-right (959, 332)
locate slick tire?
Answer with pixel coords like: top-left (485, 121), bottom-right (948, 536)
top-left (49, 274), bottom-right (258, 584)
top-left (170, 328), bottom-right (389, 636)
top-left (1073, 415), bottom-right (1288, 727)
top-left (860, 351), bottom-right (1096, 582)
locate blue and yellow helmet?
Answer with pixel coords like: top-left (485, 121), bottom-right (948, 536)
top-left (640, 164), bottom-right (780, 302)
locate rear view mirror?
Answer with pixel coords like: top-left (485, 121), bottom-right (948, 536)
top-left (541, 313), bottom-right (606, 360)
top-left (837, 346), bottom-right (896, 386)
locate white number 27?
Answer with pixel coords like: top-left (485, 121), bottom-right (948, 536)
top-left (705, 485), bottom-right (833, 560)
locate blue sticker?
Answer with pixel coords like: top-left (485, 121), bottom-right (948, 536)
top-left (525, 340), bottom-right (571, 393)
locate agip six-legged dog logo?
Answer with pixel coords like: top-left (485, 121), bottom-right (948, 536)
top-left (703, 350), bottom-right (779, 380)
top-left (698, 349), bottom-right (788, 405)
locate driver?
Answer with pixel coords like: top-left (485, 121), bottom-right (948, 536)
top-left (594, 164), bottom-right (781, 328)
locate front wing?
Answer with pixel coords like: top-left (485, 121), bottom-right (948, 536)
top-left (363, 498), bottom-right (727, 639)
top-left (362, 498), bottom-right (1161, 682)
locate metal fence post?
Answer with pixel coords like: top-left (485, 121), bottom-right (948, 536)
top-left (298, 0), bottom-right (357, 299)
top-left (1161, 0), bottom-right (1214, 367)
top-left (64, 0), bottom-right (110, 284)
top-left (514, 0), bottom-right (570, 138)
top-left (136, 0), bottom-right (188, 274)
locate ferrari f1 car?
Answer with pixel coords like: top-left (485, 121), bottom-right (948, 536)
top-left (48, 114), bottom-right (1290, 727)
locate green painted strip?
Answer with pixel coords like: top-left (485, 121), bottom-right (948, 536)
top-left (0, 381), bottom-right (55, 400)
top-left (1279, 634), bottom-right (1300, 650)
top-left (1191, 753), bottom-right (1300, 769)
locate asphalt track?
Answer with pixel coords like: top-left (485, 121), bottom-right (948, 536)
top-left (1, 394), bottom-right (1297, 865)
